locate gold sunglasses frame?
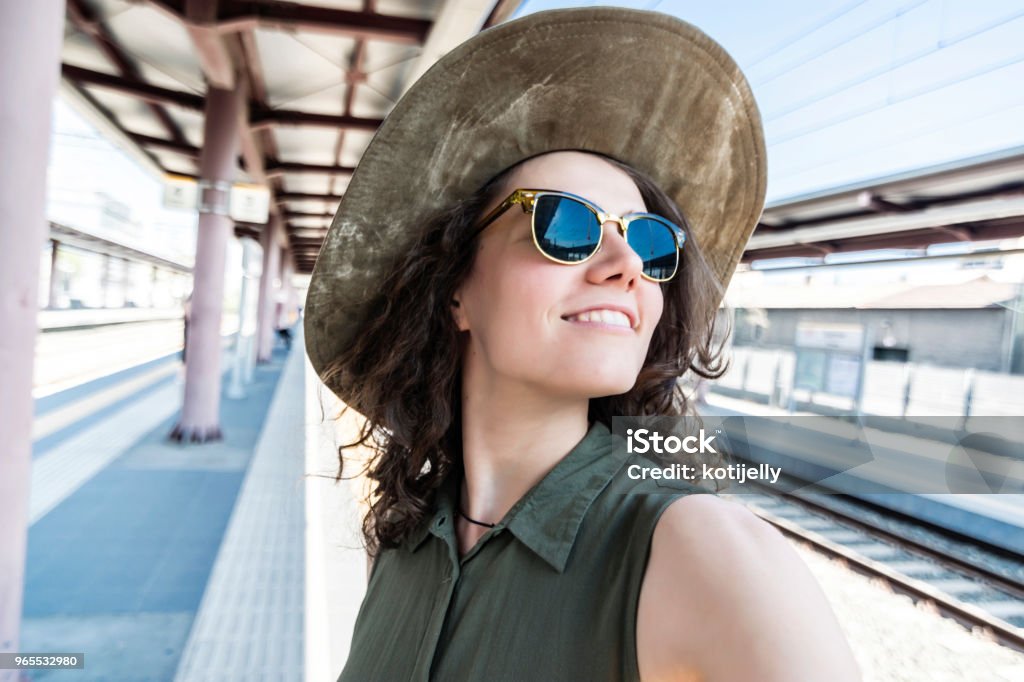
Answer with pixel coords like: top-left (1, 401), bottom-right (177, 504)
top-left (469, 188), bottom-right (688, 282)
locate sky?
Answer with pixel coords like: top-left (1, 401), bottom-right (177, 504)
top-left (47, 0), bottom-right (1024, 267)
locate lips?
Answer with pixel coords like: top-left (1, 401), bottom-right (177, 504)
top-left (560, 305), bottom-right (638, 330)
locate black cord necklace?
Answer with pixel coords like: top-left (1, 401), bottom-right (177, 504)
top-left (457, 506), bottom-right (496, 528)
top-left (456, 471), bottom-right (497, 528)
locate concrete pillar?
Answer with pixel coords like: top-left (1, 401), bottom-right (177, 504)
top-left (47, 239), bottom-right (61, 309)
top-left (169, 86), bottom-right (241, 443)
top-left (255, 217), bottom-right (281, 363)
top-left (0, 0), bottom-right (65, 670)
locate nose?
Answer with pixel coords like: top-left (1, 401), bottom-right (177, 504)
top-left (586, 217), bottom-right (645, 288)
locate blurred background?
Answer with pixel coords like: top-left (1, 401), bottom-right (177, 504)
top-left (2, 1), bottom-right (1023, 681)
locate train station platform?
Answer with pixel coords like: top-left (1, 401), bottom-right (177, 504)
top-left (20, 328), bottom-right (368, 681)
top-left (17, 333), bottom-right (1024, 681)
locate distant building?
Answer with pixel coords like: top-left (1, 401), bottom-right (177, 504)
top-left (725, 275), bottom-right (1024, 374)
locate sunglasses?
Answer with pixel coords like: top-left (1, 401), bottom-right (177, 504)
top-left (469, 188), bottom-right (687, 282)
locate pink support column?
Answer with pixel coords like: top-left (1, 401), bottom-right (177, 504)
top-left (255, 217), bottom-right (281, 363)
top-left (169, 86), bottom-right (241, 442)
top-left (0, 0), bottom-right (65, 668)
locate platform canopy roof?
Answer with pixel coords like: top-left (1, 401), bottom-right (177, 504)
top-left (748, 146), bottom-right (1024, 263)
top-left (60, 0), bottom-right (520, 274)
top-left (60, 1), bottom-right (1024, 274)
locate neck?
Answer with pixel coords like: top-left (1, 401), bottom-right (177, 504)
top-left (457, 375), bottom-right (590, 528)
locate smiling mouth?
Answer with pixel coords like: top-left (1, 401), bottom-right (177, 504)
top-left (561, 309), bottom-right (635, 330)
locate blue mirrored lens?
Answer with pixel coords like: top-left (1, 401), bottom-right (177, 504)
top-left (627, 218), bottom-right (679, 281)
top-left (533, 194), bottom-right (600, 262)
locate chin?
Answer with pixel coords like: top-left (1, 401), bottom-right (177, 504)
top-left (535, 355), bottom-right (644, 397)
top-left (591, 382), bottom-right (638, 399)
top-left (576, 373), bottom-right (641, 399)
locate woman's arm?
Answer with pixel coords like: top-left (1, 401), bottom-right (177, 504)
top-left (637, 494), bottom-right (862, 682)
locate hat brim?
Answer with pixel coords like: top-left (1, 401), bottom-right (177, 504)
top-left (305, 6), bottom-right (766, 406)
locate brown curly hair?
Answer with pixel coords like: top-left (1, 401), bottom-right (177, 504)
top-left (321, 151), bottom-right (732, 558)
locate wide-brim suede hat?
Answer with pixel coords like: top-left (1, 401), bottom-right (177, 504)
top-left (305, 5), bottom-right (766, 406)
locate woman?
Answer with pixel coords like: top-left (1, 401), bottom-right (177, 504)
top-left (305, 7), bottom-right (861, 681)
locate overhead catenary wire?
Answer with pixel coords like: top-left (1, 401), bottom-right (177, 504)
top-left (750, 0), bottom-right (931, 88)
top-left (763, 6), bottom-right (1024, 123)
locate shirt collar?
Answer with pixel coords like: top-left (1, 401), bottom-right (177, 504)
top-left (405, 420), bottom-right (626, 573)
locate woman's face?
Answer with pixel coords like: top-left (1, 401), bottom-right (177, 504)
top-left (452, 151), bottom-right (665, 400)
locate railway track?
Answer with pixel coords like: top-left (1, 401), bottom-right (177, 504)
top-left (728, 485), bottom-right (1024, 653)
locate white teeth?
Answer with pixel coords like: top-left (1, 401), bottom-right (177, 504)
top-left (565, 309), bottom-right (633, 328)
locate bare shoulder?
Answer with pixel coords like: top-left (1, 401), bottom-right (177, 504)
top-left (655, 492), bottom-right (788, 562)
top-left (636, 494), bottom-right (862, 682)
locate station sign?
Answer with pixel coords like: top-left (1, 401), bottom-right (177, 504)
top-left (163, 175), bottom-right (271, 224)
top-left (163, 174), bottom-right (199, 211)
top-left (795, 322), bottom-right (864, 353)
top-left (229, 183), bottom-right (271, 224)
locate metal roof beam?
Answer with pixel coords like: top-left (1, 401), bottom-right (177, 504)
top-left (935, 225), bottom-right (973, 242)
top-left (151, 0), bottom-right (429, 43)
top-left (267, 161), bottom-right (356, 177)
top-left (743, 218), bottom-right (1024, 262)
top-left (216, 0), bottom-right (431, 43)
top-left (66, 0), bottom-right (188, 145)
top-left (251, 109), bottom-right (383, 131)
top-left (59, 65), bottom-right (385, 140)
top-left (185, 0), bottom-right (236, 89)
top-left (327, 36), bottom-right (363, 197)
top-left (748, 196), bottom-right (1024, 252)
top-left (128, 132), bottom-right (200, 157)
top-left (276, 192), bottom-right (344, 203)
top-left (234, 29), bottom-right (271, 189)
top-left (61, 64), bottom-right (205, 110)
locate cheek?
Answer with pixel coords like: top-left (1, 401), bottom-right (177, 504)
top-left (491, 261), bottom-right (565, 335)
top-left (649, 289), bottom-right (665, 328)
top-left (467, 254), bottom-right (564, 343)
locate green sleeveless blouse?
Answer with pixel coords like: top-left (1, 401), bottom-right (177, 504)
top-left (337, 420), bottom-right (710, 681)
